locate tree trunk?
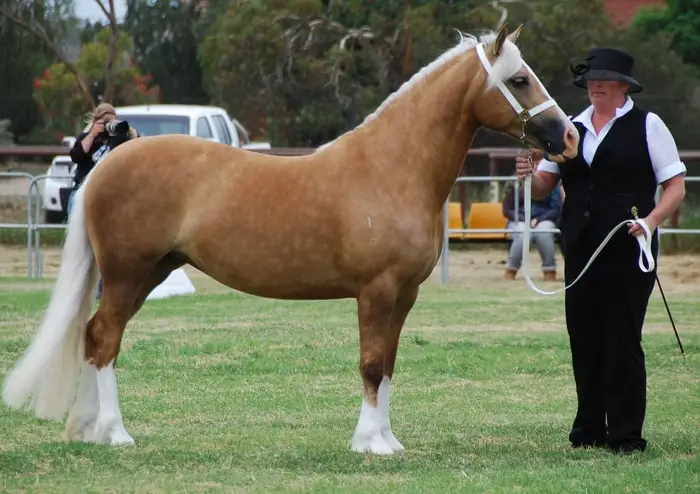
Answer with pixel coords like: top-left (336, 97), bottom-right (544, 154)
top-left (96, 0), bottom-right (119, 103)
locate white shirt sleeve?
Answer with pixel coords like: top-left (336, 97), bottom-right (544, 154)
top-left (646, 113), bottom-right (687, 183)
top-left (536, 157), bottom-right (560, 175)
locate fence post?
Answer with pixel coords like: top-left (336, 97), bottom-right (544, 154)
top-left (440, 199), bottom-right (449, 285)
top-left (488, 156), bottom-right (499, 202)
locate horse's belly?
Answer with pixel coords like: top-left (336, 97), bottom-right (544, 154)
top-left (185, 234), bottom-right (354, 300)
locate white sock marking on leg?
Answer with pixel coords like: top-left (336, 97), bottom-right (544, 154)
top-left (378, 376), bottom-right (404, 452)
top-left (65, 363), bottom-right (99, 441)
top-left (93, 360), bottom-right (134, 446)
top-left (350, 375), bottom-right (403, 454)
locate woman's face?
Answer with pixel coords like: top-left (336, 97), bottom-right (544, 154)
top-left (587, 80), bottom-right (629, 106)
top-left (97, 112), bottom-right (116, 124)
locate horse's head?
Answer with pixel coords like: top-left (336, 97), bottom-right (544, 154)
top-left (470, 24), bottom-right (579, 162)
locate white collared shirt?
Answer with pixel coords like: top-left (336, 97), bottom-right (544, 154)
top-left (537, 97), bottom-right (687, 183)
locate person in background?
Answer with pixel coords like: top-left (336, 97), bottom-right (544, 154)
top-left (68, 102), bottom-right (139, 298)
top-left (515, 47), bottom-right (686, 455)
top-left (68, 102), bottom-right (138, 214)
top-left (502, 177), bottom-right (563, 281)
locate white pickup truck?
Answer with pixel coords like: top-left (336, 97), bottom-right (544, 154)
top-left (43, 104), bottom-right (270, 223)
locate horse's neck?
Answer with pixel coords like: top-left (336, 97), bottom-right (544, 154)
top-left (349, 54), bottom-right (478, 212)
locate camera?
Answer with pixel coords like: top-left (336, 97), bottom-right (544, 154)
top-left (104, 119), bottom-right (129, 136)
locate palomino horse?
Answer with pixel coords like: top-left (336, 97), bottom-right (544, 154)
top-left (3, 24), bottom-right (578, 454)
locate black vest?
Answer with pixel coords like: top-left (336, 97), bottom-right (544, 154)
top-left (559, 105), bottom-right (658, 251)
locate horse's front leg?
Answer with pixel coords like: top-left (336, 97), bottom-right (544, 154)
top-left (350, 279), bottom-right (414, 455)
top-left (378, 284), bottom-right (419, 453)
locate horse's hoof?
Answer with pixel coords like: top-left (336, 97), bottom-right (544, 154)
top-left (64, 416), bottom-right (96, 442)
top-left (109, 432), bottom-right (136, 447)
top-left (91, 420), bottom-right (136, 446)
top-left (381, 428), bottom-right (405, 453)
top-left (350, 434), bottom-right (396, 455)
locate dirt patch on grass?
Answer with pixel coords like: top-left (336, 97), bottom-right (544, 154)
top-left (413, 323), bottom-right (563, 333)
top-left (1, 245), bottom-right (699, 296)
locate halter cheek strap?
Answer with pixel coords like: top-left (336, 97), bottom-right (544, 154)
top-left (475, 43), bottom-right (557, 141)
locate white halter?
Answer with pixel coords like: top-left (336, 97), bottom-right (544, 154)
top-left (475, 43), bottom-right (557, 143)
top-left (475, 42), bottom-right (657, 295)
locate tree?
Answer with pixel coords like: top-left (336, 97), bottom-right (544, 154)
top-left (0, 0), bottom-right (123, 111)
top-left (33, 28), bottom-right (159, 140)
top-left (198, 0), bottom-right (499, 145)
top-left (632, 0), bottom-right (700, 67)
top-left (123, 0), bottom-right (210, 105)
top-left (0, 1), bottom-right (54, 142)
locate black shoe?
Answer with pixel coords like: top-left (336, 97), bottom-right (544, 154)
top-left (608, 440), bottom-right (646, 455)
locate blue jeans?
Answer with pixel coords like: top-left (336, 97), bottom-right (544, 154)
top-left (67, 190), bottom-right (76, 216)
top-left (67, 189), bottom-right (102, 298)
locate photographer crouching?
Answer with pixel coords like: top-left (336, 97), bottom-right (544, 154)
top-left (68, 102), bottom-right (139, 298)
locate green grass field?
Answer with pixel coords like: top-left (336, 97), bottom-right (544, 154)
top-left (0, 266), bottom-right (699, 493)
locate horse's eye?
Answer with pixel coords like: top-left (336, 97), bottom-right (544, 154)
top-left (510, 76), bottom-right (529, 88)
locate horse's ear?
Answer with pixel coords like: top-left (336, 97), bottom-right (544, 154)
top-left (507, 24), bottom-right (522, 43)
top-left (490, 23), bottom-right (509, 57)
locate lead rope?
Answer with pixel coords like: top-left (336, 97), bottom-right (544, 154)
top-left (520, 148), bottom-right (656, 296)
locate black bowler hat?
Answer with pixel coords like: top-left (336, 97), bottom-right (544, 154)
top-left (570, 47), bottom-right (643, 93)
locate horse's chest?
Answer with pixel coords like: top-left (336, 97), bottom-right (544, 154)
top-left (391, 218), bottom-right (443, 275)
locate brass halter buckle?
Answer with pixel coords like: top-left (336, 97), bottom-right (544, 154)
top-left (518, 109), bottom-right (531, 143)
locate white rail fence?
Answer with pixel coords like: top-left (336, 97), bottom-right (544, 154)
top-left (0, 172), bottom-right (698, 281)
top-left (439, 175), bottom-right (700, 285)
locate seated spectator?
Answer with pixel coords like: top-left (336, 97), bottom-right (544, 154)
top-left (502, 178), bottom-right (563, 281)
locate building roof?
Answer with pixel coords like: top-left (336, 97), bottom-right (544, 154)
top-left (604, 0), bottom-right (667, 26)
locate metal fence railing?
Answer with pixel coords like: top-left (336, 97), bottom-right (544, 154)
top-left (1, 148), bottom-right (699, 280)
top-left (439, 175), bottom-right (700, 285)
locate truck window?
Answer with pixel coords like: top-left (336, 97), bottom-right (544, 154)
top-left (211, 115), bottom-right (232, 145)
top-left (196, 117), bottom-right (214, 138)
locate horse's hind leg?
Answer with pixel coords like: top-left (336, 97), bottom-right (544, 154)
top-left (65, 255), bottom-right (183, 445)
top-left (350, 280), bottom-right (418, 455)
top-left (64, 275), bottom-right (142, 445)
top-left (130, 254), bottom-right (185, 317)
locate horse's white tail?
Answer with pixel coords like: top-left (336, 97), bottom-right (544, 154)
top-left (2, 183), bottom-right (99, 420)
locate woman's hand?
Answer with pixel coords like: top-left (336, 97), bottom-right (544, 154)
top-left (89, 120), bottom-right (105, 137)
top-left (514, 149), bottom-right (543, 180)
top-left (515, 156), bottom-right (535, 180)
top-left (628, 215), bottom-right (659, 238)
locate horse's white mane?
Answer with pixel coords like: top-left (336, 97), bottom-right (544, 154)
top-left (316, 30), bottom-right (523, 151)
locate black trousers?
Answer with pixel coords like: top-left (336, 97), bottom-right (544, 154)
top-left (563, 226), bottom-right (657, 449)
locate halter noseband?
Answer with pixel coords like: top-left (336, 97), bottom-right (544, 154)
top-left (475, 43), bottom-right (557, 143)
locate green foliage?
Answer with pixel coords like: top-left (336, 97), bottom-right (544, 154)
top-left (198, 0), bottom-right (499, 145)
top-left (613, 26), bottom-right (700, 148)
top-left (0, 0), bottom-right (71, 141)
top-left (632, 0), bottom-right (700, 67)
top-left (32, 65), bottom-right (84, 140)
top-left (123, 0), bottom-right (210, 105)
top-left (32, 28), bottom-right (160, 142)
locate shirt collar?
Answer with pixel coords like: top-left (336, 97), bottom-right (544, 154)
top-left (572, 96), bottom-right (634, 133)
